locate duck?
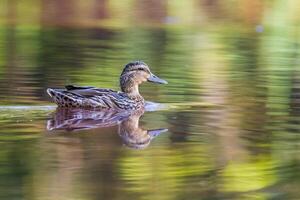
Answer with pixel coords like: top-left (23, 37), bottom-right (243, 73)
top-left (47, 61), bottom-right (167, 110)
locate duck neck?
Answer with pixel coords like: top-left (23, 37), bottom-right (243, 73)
top-left (120, 77), bottom-right (144, 101)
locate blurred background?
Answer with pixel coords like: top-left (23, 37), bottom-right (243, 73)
top-left (0, 0), bottom-right (300, 200)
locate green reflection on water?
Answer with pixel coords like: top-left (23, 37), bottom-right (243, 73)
top-left (220, 156), bottom-right (278, 192)
top-left (0, 0), bottom-right (300, 200)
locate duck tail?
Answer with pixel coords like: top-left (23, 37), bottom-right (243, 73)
top-left (47, 88), bottom-right (56, 97)
top-left (47, 88), bottom-right (81, 107)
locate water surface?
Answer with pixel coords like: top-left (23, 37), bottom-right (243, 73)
top-left (1, 1), bottom-right (300, 200)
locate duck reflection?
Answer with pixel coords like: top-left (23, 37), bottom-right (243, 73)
top-left (47, 108), bottom-right (167, 149)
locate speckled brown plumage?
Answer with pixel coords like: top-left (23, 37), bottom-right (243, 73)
top-left (47, 61), bottom-right (167, 110)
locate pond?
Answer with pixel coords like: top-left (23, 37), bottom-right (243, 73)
top-left (0, 1), bottom-right (300, 200)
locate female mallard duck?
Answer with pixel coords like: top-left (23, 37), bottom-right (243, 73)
top-left (47, 61), bottom-right (167, 110)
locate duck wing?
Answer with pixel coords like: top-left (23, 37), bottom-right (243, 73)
top-left (48, 85), bottom-right (137, 110)
top-left (64, 85), bottom-right (135, 109)
top-left (65, 85), bottom-right (115, 97)
top-left (65, 85), bottom-right (95, 90)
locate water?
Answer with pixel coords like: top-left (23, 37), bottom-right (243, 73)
top-left (1, 1), bottom-right (300, 200)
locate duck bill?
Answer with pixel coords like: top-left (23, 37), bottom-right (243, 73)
top-left (147, 128), bottom-right (168, 137)
top-left (147, 73), bottom-right (168, 84)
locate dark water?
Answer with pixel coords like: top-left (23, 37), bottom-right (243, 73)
top-left (1, 1), bottom-right (300, 200)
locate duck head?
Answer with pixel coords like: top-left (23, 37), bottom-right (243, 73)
top-left (120, 61), bottom-right (167, 98)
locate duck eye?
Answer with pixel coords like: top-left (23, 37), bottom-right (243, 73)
top-left (137, 67), bottom-right (144, 71)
